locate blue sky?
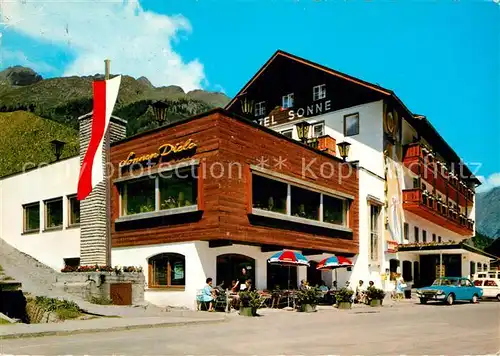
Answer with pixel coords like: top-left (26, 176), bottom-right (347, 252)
top-left (1, 0), bottom-right (499, 188)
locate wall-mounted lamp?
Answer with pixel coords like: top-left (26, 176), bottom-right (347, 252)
top-left (337, 141), bottom-right (351, 161)
top-left (50, 140), bottom-right (66, 161)
top-left (295, 121), bottom-right (311, 144)
top-left (240, 95), bottom-right (254, 116)
top-left (152, 100), bottom-right (169, 124)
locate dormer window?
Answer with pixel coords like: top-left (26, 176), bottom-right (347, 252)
top-left (313, 84), bottom-right (326, 101)
top-left (255, 101), bottom-right (266, 117)
top-left (282, 93), bottom-right (294, 109)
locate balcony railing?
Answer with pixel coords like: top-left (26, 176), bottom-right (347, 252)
top-left (403, 143), bottom-right (475, 206)
top-left (402, 188), bottom-right (474, 236)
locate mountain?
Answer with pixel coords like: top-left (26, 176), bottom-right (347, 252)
top-left (475, 187), bottom-right (500, 239)
top-left (0, 67), bottom-right (230, 177)
top-left (0, 111), bottom-right (79, 177)
top-left (0, 67), bottom-right (230, 137)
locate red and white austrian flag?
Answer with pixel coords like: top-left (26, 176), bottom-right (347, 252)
top-left (77, 75), bottom-right (121, 201)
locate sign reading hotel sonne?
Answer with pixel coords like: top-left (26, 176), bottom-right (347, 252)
top-left (257, 99), bottom-right (332, 127)
top-left (119, 139), bottom-right (197, 169)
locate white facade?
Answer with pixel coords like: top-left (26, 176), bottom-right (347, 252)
top-left (0, 158), bottom-right (81, 271)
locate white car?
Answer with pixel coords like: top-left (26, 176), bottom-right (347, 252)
top-left (473, 278), bottom-right (500, 301)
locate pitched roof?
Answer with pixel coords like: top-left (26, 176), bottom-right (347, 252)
top-left (225, 50), bottom-right (480, 185)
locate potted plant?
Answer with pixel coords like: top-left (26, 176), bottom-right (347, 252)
top-left (366, 286), bottom-right (385, 307)
top-left (334, 287), bottom-right (354, 309)
top-left (238, 291), bottom-right (263, 317)
top-left (296, 287), bottom-right (322, 312)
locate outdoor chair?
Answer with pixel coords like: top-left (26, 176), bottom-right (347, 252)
top-left (214, 291), bottom-right (228, 311)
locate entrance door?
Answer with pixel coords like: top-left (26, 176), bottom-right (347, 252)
top-left (307, 261), bottom-right (322, 287)
top-left (216, 254), bottom-right (255, 289)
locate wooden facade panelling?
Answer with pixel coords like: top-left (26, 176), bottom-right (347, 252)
top-left (110, 109), bottom-right (359, 254)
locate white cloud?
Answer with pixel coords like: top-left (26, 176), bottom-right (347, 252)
top-left (476, 172), bottom-right (500, 193)
top-left (1, 0), bottom-right (205, 91)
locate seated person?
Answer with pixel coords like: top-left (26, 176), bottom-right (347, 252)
top-left (245, 279), bottom-right (255, 292)
top-left (319, 280), bottom-right (329, 292)
top-left (200, 277), bottom-right (216, 311)
top-left (355, 280), bottom-right (366, 303)
top-left (299, 280), bottom-right (310, 291)
top-left (230, 280), bottom-right (239, 293)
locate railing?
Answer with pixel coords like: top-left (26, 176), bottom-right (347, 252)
top-left (402, 188), bottom-right (474, 234)
top-left (403, 143), bottom-right (475, 207)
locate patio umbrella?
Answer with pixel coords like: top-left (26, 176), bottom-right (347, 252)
top-left (268, 250), bottom-right (310, 308)
top-left (316, 256), bottom-right (353, 285)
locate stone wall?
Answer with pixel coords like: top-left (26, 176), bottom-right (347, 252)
top-left (79, 113), bottom-right (127, 265)
top-left (55, 272), bottom-right (145, 305)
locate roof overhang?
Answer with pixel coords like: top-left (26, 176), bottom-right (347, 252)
top-left (398, 242), bottom-right (499, 261)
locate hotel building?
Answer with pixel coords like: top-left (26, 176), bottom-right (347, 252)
top-left (0, 50), bottom-right (495, 308)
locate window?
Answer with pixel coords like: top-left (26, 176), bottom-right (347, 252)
top-left (323, 195), bottom-right (346, 225)
top-left (402, 260), bottom-right (413, 281)
top-left (252, 175), bottom-right (287, 214)
top-left (414, 226), bottom-right (419, 243)
top-left (313, 84), bottom-right (326, 101)
top-left (281, 129), bottom-right (293, 139)
top-left (254, 101), bottom-right (266, 117)
top-left (148, 253), bottom-right (185, 288)
top-left (312, 123), bottom-right (324, 137)
top-left (432, 233), bottom-right (436, 242)
top-left (484, 280), bottom-right (498, 287)
top-left (291, 186), bottom-right (320, 221)
top-left (23, 202), bottom-right (40, 233)
top-left (422, 230), bottom-right (427, 242)
top-left (344, 113), bottom-right (360, 136)
top-left (45, 198), bottom-right (63, 229)
top-left (68, 195), bottom-right (80, 226)
top-left (370, 205), bottom-right (381, 261)
top-left (122, 178), bottom-right (156, 215)
top-left (404, 223), bottom-right (409, 241)
top-left (251, 173), bottom-right (350, 228)
top-left (282, 93), bottom-right (294, 109)
top-left (438, 236), bottom-right (442, 243)
top-left (159, 173), bottom-right (197, 210)
top-left (473, 280), bottom-right (482, 287)
top-left (121, 171), bottom-right (198, 217)
top-left (64, 257), bottom-right (80, 269)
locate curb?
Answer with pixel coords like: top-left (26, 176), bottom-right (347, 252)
top-left (0, 316), bottom-right (227, 340)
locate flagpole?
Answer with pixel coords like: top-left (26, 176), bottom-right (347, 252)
top-left (104, 59), bottom-right (112, 267)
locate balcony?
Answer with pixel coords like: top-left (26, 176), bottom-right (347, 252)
top-left (402, 188), bottom-right (474, 236)
top-left (403, 143), bottom-right (475, 207)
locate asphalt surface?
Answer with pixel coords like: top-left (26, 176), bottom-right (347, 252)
top-left (1, 300), bottom-right (499, 355)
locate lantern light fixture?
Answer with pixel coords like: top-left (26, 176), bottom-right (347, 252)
top-left (337, 141), bottom-right (351, 161)
top-left (50, 140), bottom-right (66, 161)
top-left (295, 121), bottom-right (311, 143)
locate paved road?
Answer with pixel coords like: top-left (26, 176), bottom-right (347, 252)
top-left (1, 301), bottom-right (499, 355)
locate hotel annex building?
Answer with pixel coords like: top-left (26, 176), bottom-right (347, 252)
top-left (0, 50), bottom-right (495, 308)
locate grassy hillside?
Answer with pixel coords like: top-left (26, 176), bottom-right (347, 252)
top-left (0, 111), bottom-right (79, 177)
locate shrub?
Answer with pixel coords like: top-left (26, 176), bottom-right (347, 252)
top-left (296, 287), bottom-right (323, 306)
top-left (239, 291), bottom-right (264, 308)
top-left (89, 296), bottom-right (113, 305)
top-left (366, 286), bottom-right (386, 300)
top-left (335, 287), bottom-right (354, 303)
top-left (33, 296), bottom-right (82, 320)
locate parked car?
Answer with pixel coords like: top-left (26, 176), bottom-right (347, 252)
top-left (473, 278), bottom-right (500, 301)
top-left (416, 277), bottom-right (483, 305)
